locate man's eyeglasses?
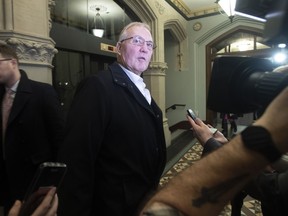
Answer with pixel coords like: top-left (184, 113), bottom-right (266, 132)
top-left (120, 36), bottom-right (156, 50)
top-left (0, 58), bottom-right (12, 62)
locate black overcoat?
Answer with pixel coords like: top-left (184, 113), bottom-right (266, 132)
top-left (58, 62), bottom-right (167, 216)
top-left (0, 70), bottom-right (64, 211)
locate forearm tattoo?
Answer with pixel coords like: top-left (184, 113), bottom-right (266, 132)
top-left (142, 205), bottom-right (185, 216)
top-left (142, 174), bottom-right (249, 215)
top-left (192, 174), bottom-right (248, 207)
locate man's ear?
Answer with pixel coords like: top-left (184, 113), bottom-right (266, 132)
top-left (116, 42), bottom-right (121, 54)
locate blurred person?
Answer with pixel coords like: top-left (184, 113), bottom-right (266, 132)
top-left (57, 22), bottom-right (166, 216)
top-left (139, 86), bottom-right (288, 216)
top-left (0, 43), bottom-right (65, 214)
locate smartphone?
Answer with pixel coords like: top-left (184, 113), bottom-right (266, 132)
top-left (187, 108), bottom-right (197, 121)
top-left (19, 162), bottom-right (67, 216)
top-left (187, 109), bottom-right (218, 134)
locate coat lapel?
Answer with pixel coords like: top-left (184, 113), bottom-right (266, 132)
top-left (8, 70), bottom-right (32, 125)
top-left (109, 63), bottom-right (155, 115)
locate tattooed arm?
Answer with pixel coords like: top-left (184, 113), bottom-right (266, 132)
top-left (139, 87), bottom-right (288, 216)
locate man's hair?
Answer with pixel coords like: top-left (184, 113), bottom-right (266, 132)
top-left (118, 22), bottom-right (151, 42)
top-left (0, 42), bottom-right (19, 63)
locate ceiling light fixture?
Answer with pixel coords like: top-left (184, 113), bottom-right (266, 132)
top-left (216, 0), bottom-right (236, 22)
top-left (90, 5), bottom-right (107, 38)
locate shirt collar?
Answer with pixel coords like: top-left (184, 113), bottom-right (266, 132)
top-left (118, 64), bottom-right (143, 83)
top-left (7, 80), bottom-right (20, 93)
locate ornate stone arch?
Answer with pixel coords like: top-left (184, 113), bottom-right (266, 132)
top-left (123, 0), bottom-right (157, 23)
top-left (164, 19), bottom-right (187, 43)
top-left (164, 19), bottom-right (187, 72)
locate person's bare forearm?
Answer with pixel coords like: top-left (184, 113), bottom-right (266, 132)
top-left (141, 135), bottom-right (271, 216)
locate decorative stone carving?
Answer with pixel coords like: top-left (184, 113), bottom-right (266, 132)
top-left (155, 1), bottom-right (165, 15)
top-left (177, 52), bottom-right (183, 71)
top-left (6, 38), bottom-right (57, 65)
top-left (193, 22), bottom-right (202, 31)
top-left (48, 0), bottom-right (56, 31)
top-left (148, 61), bottom-right (168, 74)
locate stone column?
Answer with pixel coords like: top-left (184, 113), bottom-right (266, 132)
top-left (144, 61), bottom-right (171, 147)
top-left (0, 0), bottom-right (57, 84)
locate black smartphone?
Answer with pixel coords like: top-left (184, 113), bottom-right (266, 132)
top-left (187, 109), bottom-right (218, 134)
top-left (187, 109), bottom-right (197, 121)
top-left (19, 162), bottom-right (67, 216)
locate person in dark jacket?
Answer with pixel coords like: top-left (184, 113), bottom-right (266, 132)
top-left (0, 43), bottom-right (65, 214)
top-left (57, 22), bottom-right (166, 216)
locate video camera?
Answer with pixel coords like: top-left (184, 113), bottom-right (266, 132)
top-left (207, 0), bottom-right (288, 114)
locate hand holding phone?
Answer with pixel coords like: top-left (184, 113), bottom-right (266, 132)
top-left (187, 109), bottom-right (218, 134)
top-left (19, 162), bottom-right (67, 216)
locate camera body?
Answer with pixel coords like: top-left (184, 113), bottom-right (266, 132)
top-left (207, 0), bottom-right (288, 114)
top-left (207, 56), bottom-right (288, 114)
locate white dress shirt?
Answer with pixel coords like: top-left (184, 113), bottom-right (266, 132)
top-left (119, 64), bottom-right (152, 104)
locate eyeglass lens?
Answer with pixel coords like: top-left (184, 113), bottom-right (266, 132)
top-left (121, 36), bottom-right (155, 50)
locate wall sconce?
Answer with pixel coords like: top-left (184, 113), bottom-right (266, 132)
top-left (90, 5), bottom-right (107, 37)
top-left (216, 0), bottom-right (236, 22)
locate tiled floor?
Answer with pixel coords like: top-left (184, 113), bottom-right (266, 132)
top-left (160, 142), bottom-right (263, 216)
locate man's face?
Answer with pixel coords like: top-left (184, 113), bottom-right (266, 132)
top-left (0, 54), bottom-right (17, 86)
top-left (117, 26), bottom-right (154, 76)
